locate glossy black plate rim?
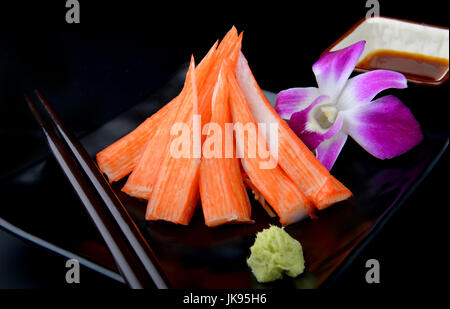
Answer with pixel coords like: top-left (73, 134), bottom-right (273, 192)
top-left (0, 215), bottom-right (125, 284)
top-left (1, 82), bottom-right (448, 288)
top-left (321, 137), bottom-right (448, 287)
top-left (1, 133), bottom-right (448, 288)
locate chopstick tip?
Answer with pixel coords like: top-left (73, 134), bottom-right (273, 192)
top-left (24, 93), bottom-right (33, 104)
top-left (34, 89), bottom-right (44, 101)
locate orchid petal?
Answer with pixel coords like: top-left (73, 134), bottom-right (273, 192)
top-left (337, 70), bottom-right (408, 110)
top-left (343, 95), bottom-right (423, 159)
top-left (316, 131), bottom-right (348, 171)
top-left (312, 41), bottom-right (365, 101)
top-left (289, 95), bottom-right (344, 150)
top-left (275, 87), bottom-right (320, 120)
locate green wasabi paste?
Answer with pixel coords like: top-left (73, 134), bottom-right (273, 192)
top-left (247, 225), bottom-right (305, 283)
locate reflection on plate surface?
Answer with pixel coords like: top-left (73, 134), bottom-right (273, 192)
top-left (0, 65), bottom-right (447, 288)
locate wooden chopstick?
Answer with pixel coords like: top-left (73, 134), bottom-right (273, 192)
top-left (25, 92), bottom-right (170, 289)
top-left (33, 90), bottom-right (171, 289)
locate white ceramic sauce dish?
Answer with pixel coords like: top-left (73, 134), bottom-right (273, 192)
top-left (325, 16), bottom-right (449, 86)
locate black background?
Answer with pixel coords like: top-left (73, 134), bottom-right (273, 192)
top-left (0, 0), bottom-right (448, 289)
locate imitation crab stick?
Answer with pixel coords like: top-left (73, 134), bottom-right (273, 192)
top-left (97, 28), bottom-right (240, 184)
top-left (121, 40), bottom-right (218, 199)
top-left (95, 96), bottom-right (177, 182)
top-left (96, 39), bottom-right (218, 183)
top-left (227, 68), bottom-right (312, 225)
top-left (145, 57), bottom-right (201, 225)
top-left (197, 28), bottom-right (242, 127)
top-left (242, 172), bottom-right (277, 218)
top-left (121, 64), bottom-right (198, 199)
top-left (235, 53), bottom-right (352, 210)
top-left (121, 29), bottom-right (241, 199)
top-left (199, 65), bottom-right (253, 227)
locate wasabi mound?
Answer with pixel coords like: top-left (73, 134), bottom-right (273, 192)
top-left (247, 225), bottom-right (305, 283)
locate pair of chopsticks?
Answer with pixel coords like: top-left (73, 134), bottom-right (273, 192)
top-left (25, 90), bottom-right (171, 289)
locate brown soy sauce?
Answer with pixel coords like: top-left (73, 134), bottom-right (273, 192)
top-left (358, 50), bottom-right (449, 82)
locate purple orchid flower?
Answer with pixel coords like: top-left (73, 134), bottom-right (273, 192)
top-left (275, 40), bottom-right (423, 170)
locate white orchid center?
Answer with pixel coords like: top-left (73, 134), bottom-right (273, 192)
top-left (307, 103), bottom-right (338, 133)
top-left (318, 105), bottom-right (338, 127)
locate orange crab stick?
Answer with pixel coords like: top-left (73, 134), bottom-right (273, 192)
top-left (235, 53), bottom-right (352, 210)
top-left (227, 69), bottom-right (312, 226)
top-left (121, 60), bottom-right (198, 199)
top-left (197, 28), bottom-right (242, 127)
top-left (145, 57), bottom-right (201, 225)
top-left (121, 28), bottom-right (241, 199)
top-left (95, 96), bottom-right (177, 183)
top-left (199, 65), bottom-right (253, 227)
top-left (96, 39), bottom-right (218, 183)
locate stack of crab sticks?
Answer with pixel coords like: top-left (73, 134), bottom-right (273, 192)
top-left (96, 27), bottom-right (352, 227)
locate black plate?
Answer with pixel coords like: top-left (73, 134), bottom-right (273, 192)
top-left (0, 63), bottom-right (448, 288)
